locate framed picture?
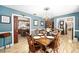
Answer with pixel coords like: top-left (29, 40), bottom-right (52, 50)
top-left (40, 21), bottom-right (44, 26)
top-left (1, 16), bottom-right (11, 24)
top-left (34, 20), bottom-right (38, 26)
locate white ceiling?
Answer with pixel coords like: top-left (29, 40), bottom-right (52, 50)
top-left (4, 5), bottom-right (79, 18)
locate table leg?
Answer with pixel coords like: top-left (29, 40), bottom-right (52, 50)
top-left (3, 37), bottom-right (6, 52)
top-left (41, 45), bottom-right (46, 52)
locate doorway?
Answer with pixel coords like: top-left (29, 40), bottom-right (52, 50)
top-left (57, 16), bottom-right (75, 40)
top-left (18, 17), bottom-right (30, 38)
top-left (12, 14), bottom-right (31, 44)
top-left (65, 16), bottom-right (75, 40)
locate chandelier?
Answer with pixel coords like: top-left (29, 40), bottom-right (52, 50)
top-left (44, 7), bottom-right (50, 21)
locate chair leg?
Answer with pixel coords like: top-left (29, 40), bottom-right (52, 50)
top-left (4, 46), bottom-right (6, 52)
top-left (55, 48), bottom-right (59, 53)
top-left (28, 50), bottom-right (31, 53)
top-left (53, 49), bottom-right (56, 53)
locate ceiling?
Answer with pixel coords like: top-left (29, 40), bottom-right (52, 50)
top-left (4, 5), bottom-right (79, 18)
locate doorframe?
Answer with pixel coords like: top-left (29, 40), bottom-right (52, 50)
top-left (67, 16), bottom-right (75, 40)
top-left (55, 16), bottom-right (75, 40)
top-left (12, 13), bottom-right (32, 46)
top-left (65, 16), bottom-right (75, 40)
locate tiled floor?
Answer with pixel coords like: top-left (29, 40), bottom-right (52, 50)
top-left (0, 31), bottom-right (79, 53)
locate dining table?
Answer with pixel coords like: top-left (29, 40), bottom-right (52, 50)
top-left (32, 31), bottom-right (59, 52)
top-left (33, 34), bottom-right (56, 52)
top-left (38, 33), bottom-right (44, 36)
top-left (46, 36), bottom-right (54, 39)
top-left (33, 35), bottom-right (55, 46)
top-left (33, 36), bottom-right (41, 40)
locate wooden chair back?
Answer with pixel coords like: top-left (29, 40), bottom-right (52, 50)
top-left (26, 34), bottom-right (42, 53)
top-left (26, 34), bottom-right (36, 52)
top-left (53, 32), bottom-right (60, 52)
top-left (47, 31), bottom-right (60, 53)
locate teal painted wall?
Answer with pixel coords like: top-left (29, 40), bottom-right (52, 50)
top-left (0, 5), bottom-right (45, 47)
top-left (53, 12), bottom-right (79, 39)
top-left (0, 5), bottom-right (44, 32)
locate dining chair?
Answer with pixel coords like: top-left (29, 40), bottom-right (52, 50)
top-left (26, 34), bottom-right (42, 53)
top-left (54, 32), bottom-right (60, 53)
top-left (47, 32), bottom-right (60, 53)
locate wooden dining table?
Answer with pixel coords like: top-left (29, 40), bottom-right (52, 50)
top-left (33, 36), bottom-right (41, 40)
top-left (38, 37), bottom-right (50, 46)
top-left (38, 33), bottom-right (44, 36)
top-left (33, 35), bottom-right (55, 52)
top-left (33, 35), bottom-right (54, 46)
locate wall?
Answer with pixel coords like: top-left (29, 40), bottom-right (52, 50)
top-left (0, 5), bottom-right (45, 47)
top-left (53, 12), bottom-right (79, 39)
top-left (0, 5), bottom-right (45, 32)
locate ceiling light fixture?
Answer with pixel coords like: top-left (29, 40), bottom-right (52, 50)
top-left (44, 7), bottom-right (50, 21)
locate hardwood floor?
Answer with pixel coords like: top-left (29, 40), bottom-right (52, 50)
top-left (59, 30), bottom-right (79, 53)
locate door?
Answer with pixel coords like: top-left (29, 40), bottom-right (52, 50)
top-left (14, 16), bottom-right (18, 43)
